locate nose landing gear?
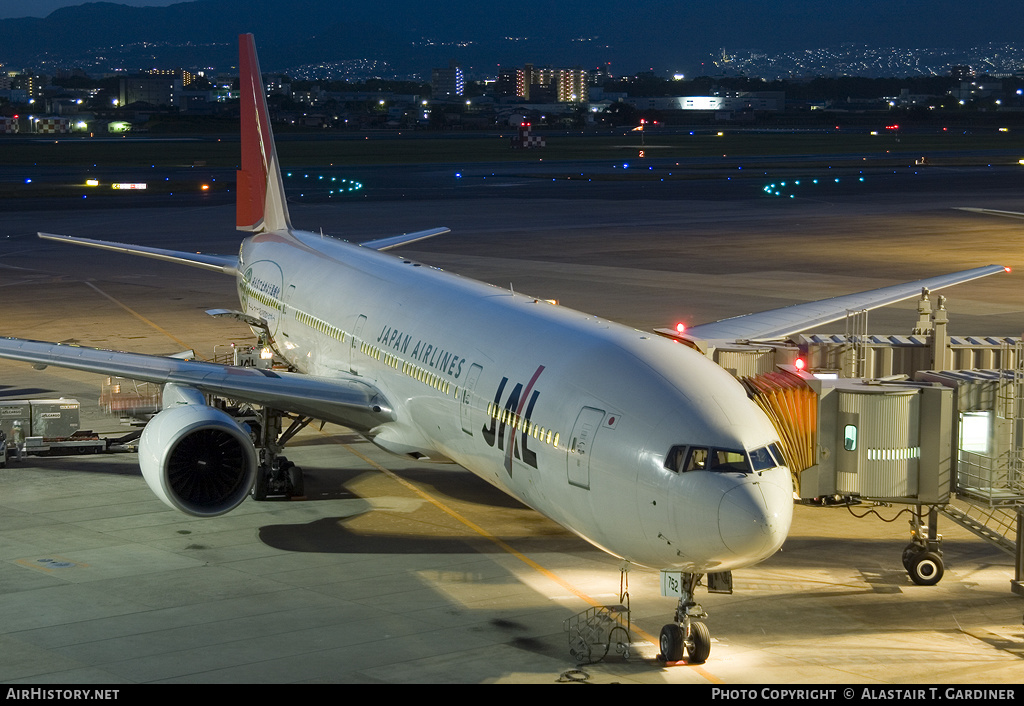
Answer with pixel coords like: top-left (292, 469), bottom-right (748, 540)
top-left (658, 571), bottom-right (712, 664)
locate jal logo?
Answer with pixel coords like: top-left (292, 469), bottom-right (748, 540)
top-left (482, 365), bottom-right (544, 472)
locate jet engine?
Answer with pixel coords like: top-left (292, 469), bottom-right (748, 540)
top-left (139, 404), bottom-right (258, 517)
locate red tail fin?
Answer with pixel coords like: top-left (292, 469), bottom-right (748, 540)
top-left (237, 34), bottom-right (291, 233)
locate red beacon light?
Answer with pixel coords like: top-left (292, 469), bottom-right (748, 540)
top-left (794, 357), bottom-right (806, 371)
top-left (675, 322), bottom-right (686, 335)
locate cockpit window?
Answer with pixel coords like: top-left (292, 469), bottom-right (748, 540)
top-left (685, 447), bottom-right (709, 471)
top-left (663, 445), bottom-right (709, 472)
top-left (747, 446), bottom-right (776, 471)
top-left (767, 442), bottom-right (787, 467)
top-left (664, 445), bottom-right (687, 472)
top-left (665, 445), bottom-right (768, 473)
top-left (710, 449), bottom-right (750, 472)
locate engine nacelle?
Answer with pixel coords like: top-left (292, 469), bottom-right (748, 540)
top-left (139, 404), bottom-right (258, 517)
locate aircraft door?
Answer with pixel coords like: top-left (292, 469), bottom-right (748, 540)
top-left (567, 406), bottom-right (605, 490)
top-left (349, 314), bottom-right (366, 373)
top-left (460, 364), bottom-right (483, 434)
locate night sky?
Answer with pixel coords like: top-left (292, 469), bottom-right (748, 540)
top-left (0, 0), bottom-right (177, 18)
top-left (0, 0), bottom-right (1020, 74)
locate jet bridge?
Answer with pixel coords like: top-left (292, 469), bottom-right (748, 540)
top-left (673, 289), bottom-right (1024, 594)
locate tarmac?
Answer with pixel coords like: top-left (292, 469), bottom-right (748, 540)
top-left (1, 154), bottom-right (1024, 685)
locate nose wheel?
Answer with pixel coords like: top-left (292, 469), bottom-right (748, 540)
top-left (660, 619), bottom-right (711, 664)
top-left (658, 572), bottom-right (712, 664)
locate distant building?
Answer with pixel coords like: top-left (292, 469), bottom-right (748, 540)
top-left (950, 65), bottom-right (976, 81)
top-left (495, 64), bottom-right (588, 103)
top-left (264, 74), bottom-right (291, 97)
top-left (145, 68), bottom-right (196, 87)
top-left (625, 92), bottom-right (783, 112)
top-left (11, 73), bottom-right (45, 99)
top-left (431, 60), bottom-right (464, 98)
top-left (119, 74), bottom-right (181, 108)
top-left (949, 81), bottom-right (1002, 102)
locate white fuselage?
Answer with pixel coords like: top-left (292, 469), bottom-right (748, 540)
top-left (238, 229), bottom-right (793, 571)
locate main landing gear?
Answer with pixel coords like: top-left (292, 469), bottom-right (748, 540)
top-left (247, 406), bottom-right (313, 501)
top-left (902, 505), bottom-right (944, 586)
top-left (658, 572), bottom-right (714, 664)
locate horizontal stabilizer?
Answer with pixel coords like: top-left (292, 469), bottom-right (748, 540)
top-left (360, 227), bottom-right (450, 251)
top-left (674, 264), bottom-right (1009, 342)
top-left (206, 309), bottom-right (269, 329)
top-left (39, 233), bottom-right (237, 275)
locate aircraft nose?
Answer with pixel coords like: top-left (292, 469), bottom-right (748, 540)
top-left (718, 477), bottom-right (790, 560)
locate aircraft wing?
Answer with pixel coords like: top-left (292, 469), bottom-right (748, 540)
top-left (359, 227), bottom-right (450, 251)
top-left (38, 233), bottom-right (238, 275)
top-left (0, 337), bottom-right (394, 431)
top-left (673, 264), bottom-right (1008, 342)
top-left (954, 207), bottom-right (1024, 221)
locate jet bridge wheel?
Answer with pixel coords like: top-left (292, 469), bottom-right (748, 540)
top-left (902, 507), bottom-right (945, 586)
top-left (901, 542), bottom-right (920, 571)
top-left (907, 550), bottom-right (944, 586)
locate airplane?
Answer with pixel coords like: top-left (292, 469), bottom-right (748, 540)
top-left (0, 35), bottom-right (1009, 665)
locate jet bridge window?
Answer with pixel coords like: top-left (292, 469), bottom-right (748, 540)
top-left (844, 425), bottom-right (858, 452)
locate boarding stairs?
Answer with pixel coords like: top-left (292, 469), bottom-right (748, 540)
top-left (941, 499), bottom-right (1017, 557)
